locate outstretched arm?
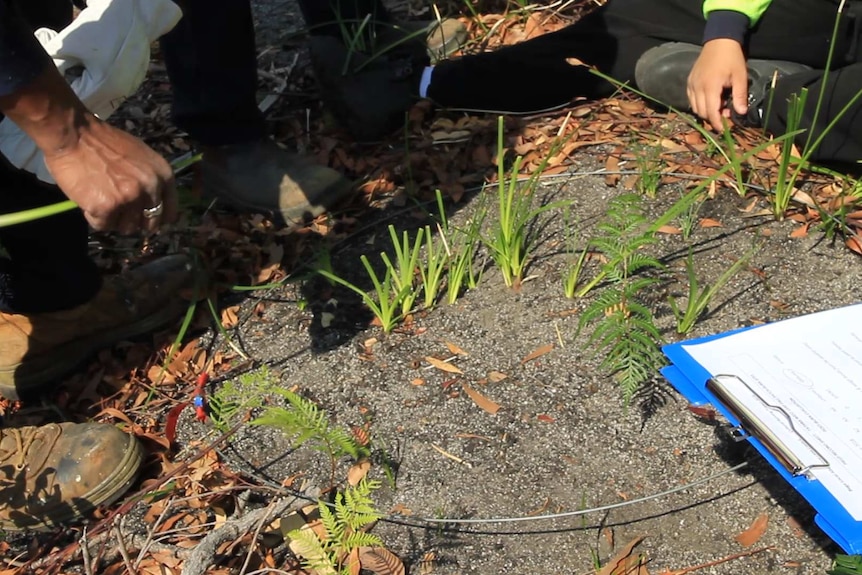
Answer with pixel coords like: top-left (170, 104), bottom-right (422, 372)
top-left (0, 0), bottom-right (177, 234)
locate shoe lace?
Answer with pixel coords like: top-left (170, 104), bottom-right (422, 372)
top-left (0, 427), bottom-right (57, 472)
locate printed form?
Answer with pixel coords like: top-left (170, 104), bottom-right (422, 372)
top-left (682, 304), bottom-right (862, 520)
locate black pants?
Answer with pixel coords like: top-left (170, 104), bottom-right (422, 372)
top-left (160, 0), bottom-right (266, 146)
top-left (428, 0), bottom-right (862, 164)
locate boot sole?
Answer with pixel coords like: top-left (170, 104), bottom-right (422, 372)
top-left (0, 302), bottom-right (185, 400)
top-left (0, 433), bottom-right (143, 531)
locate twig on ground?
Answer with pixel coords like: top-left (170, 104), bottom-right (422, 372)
top-left (238, 497), bottom-right (283, 575)
top-left (180, 488), bottom-right (319, 575)
top-left (113, 521), bottom-right (139, 575)
top-left (80, 527), bottom-right (94, 575)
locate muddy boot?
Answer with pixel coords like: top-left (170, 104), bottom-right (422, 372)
top-left (635, 42), bottom-right (812, 123)
top-left (309, 19), bottom-right (466, 141)
top-left (309, 35), bottom-right (420, 141)
top-left (0, 422), bottom-right (142, 531)
top-left (0, 254), bottom-right (200, 400)
top-left (200, 139), bottom-right (354, 227)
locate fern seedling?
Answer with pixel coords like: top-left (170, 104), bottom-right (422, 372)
top-left (579, 194), bottom-right (666, 403)
top-left (669, 244), bottom-right (759, 334)
top-left (208, 366), bottom-right (281, 432)
top-left (288, 479), bottom-right (384, 575)
top-left (252, 388), bottom-right (370, 486)
top-left (829, 554), bottom-right (862, 575)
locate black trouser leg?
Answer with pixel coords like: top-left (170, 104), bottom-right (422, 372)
top-left (0, 162), bottom-right (101, 314)
top-left (0, 0), bottom-right (99, 314)
top-left (160, 0), bottom-right (266, 146)
top-left (428, 0), bottom-right (706, 112)
top-left (12, 0), bottom-right (71, 31)
top-left (767, 66), bottom-right (862, 164)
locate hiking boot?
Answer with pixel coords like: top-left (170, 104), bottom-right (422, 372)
top-left (379, 18), bottom-right (468, 64)
top-left (0, 254), bottom-right (198, 400)
top-left (0, 422), bottom-right (142, 531)
top-left (200, 139), bottom-right (354, 226)
top-left (310, 34), bottom-right (424, 141)
top-left (635, 42), bottom-right (812, 123)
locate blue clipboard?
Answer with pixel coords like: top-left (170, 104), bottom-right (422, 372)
top-left (663, 327), bottom-right (862, 554)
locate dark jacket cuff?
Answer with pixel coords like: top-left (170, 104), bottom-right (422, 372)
top-left (0, 0), bottom-right (51, 98)
top-left (703, 10), bottom-right (749, 45)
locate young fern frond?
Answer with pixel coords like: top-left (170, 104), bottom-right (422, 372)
top-left (289, 480), bottom-right (385, 574)
top-left (319, 501), bottom-right (343, 544)
top-left (252, 388), bottom-right (370, 488)
top-left (580, 194), bottom-right (666, 403)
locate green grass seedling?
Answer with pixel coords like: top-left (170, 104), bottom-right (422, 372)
top-left (669, 244), bottom-right (759, 335)
top-left (634, 142), bottom-right (662, 198)
top-left (419, 223), bottom-right (448, 310)
top-left (484, 116), bottom-right (566, 289)
top-left (318, 255), bottom-right (407, 333)
top-left (381, 225), bottom-right (424, 316)
top-left (562, 207), bottom-right (589, 299)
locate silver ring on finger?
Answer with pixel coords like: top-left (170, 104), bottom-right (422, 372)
top-left (142, 202), bottom-right (164, 219)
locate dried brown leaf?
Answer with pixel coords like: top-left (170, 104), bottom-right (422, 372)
top-left (789, 223), bottom-right (809, 238)
top-left (521, 344), bottom-right (554, 365)
top-left (656, 225), bottom-right (682, 235)
top-left (698, 218), bottom-right (723, 228)
top-left (425, 356), bottom-right (463, 374)
top-left (488, 370), bottom-right (508, 383)
top-left (735, 512), bottom-right (769, 547)
top-left (598, 536), bottom-right (649, 575)
top-left (462, 383), bottom-right (501, 414)
top-left (347, 459), bottom-right (371, 486)
top-left (444, 341), bottom-right (469, 356)
top-left (359, 546), bottom-right (406, 575)
top-left (221, 305), bottom-right (240, 329)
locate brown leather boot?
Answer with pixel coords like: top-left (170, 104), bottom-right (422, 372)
top-left (0, 254), bottom-right (199, 400)
top-left (200, 139), bottom-right (354, 227)
top-left (0, 422), bottom-right (142, 530)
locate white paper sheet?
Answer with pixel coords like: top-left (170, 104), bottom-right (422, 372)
top-left (682, 304), bottom-right (862, 520)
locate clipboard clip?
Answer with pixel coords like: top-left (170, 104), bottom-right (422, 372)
top-left (706, 374), bottom-right (830, 477)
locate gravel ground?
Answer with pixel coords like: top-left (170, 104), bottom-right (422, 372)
top-left (192, 167), bottom-right (861, 575)
top-left (170, 2), bottom-right (862, 573)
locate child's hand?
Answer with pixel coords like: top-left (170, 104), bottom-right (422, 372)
top-left (687, 39), bottom-right (748, 131)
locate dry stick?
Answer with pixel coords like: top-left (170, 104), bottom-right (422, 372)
top-left (80, 527), bottom-right (94, 575)
top-left (113, 522), bottom-right (138, 575)
top-left (133, 496), bottom-right (175, 571)
top-left (180, 489), bottom-right (319, 575)
top-left (28, 420), bottom-right (246, 573)
top-left (660, 546), bottom-right (774, 575)
top-left (238, 497), bottom-right (284, 575)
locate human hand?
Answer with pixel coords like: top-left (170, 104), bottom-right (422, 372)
top-left (0, 64), bottom-right (176, 234)
top-left (686, 38), bottom-right (748, 131)
top-left (44, 117), bottom-right (178, 234)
